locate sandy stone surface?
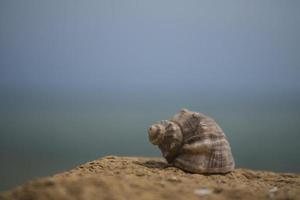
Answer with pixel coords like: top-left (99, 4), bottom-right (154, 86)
top-left (1, 156), bottom-right (300, 200)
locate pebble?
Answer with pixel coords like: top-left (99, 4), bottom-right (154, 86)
top-left (167, 176), bottom-right (181, 182)
top-left (194, 188), bottom-right (213, 196)
top-left (269, 187), bottom-right (278, 193)
top-left (269, 187), bottom-right (278, 198)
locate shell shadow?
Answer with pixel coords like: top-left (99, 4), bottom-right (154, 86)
top-left (134, 159), bottom-right (233, 175)
top-left (134, 160), bottom-right (170, 170)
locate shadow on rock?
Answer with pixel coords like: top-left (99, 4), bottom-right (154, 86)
top-left (134, 160), bottom-right (170, 169)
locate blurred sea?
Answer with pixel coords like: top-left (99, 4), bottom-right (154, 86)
top-left (1, 87), bottom-right (300, 191)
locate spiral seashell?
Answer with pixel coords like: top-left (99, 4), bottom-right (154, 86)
top-left (148, 108), bottom-right (235, 174)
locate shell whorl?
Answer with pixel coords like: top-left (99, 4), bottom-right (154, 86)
top-left (148, 109), bottom-right (235, 174)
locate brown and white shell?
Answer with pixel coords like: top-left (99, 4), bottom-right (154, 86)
top-left (148, 108), bottom-right (235, 174)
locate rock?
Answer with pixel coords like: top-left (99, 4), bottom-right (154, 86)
top-left (0, 156), bottom-right (300, 200)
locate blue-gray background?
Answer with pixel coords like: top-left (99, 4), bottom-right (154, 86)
top-left (1, 0), bottom-right (300, 191)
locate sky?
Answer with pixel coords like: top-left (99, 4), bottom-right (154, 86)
top-left (1, 0), bottom-right (300, 92)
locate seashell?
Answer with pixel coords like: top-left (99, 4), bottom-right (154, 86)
top-left (148, 108), bottom-right (235, 174)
